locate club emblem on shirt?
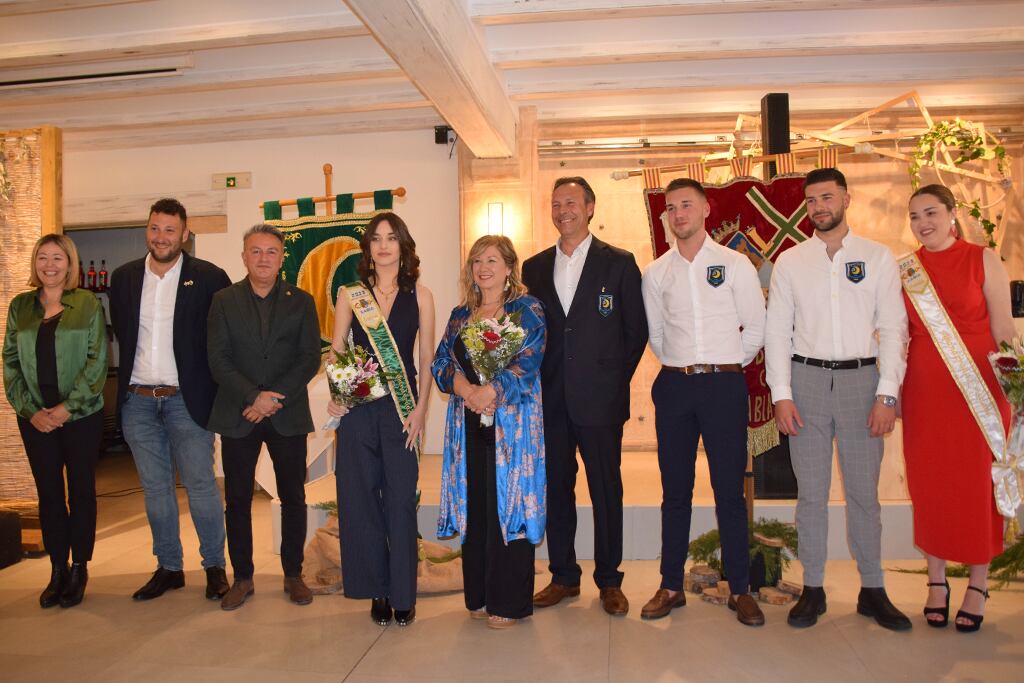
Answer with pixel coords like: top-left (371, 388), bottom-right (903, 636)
top-left (706, 265), bottom-right (725, 288)
top-left (846, 261), bottom-right (866, 283)
top-left (598, 293), bottom-right (614, 317)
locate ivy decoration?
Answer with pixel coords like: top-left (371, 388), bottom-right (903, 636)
top-left (965, 199), bottom-right (998, 249)
top-left (910, 118), bottom-right (1008, 190)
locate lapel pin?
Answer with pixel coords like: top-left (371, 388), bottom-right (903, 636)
top-left (183, 280), bottom-right (194, 287)
top-left (286, 290), bottom-right (292, 296)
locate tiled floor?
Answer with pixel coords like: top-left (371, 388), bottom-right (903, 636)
top-left (1, 453), bottom-right (1021, 682)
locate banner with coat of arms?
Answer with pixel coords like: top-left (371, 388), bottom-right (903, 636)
top-left (262, 191), bottom-right (394, 348)
top-left (644, 175), bottom-right (814, 457)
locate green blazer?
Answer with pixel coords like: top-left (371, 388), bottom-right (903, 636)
top-left (3, 288), bottom-right (108, 420)
top-left (206, 279), bottom-right (321, 438)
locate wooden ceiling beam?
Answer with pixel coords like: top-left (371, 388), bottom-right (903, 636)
top-left (0, 12), bottom-right (369, 68)
top-left (345, 0), bottom-right (518, 158)
top-left (494, 28), bottom-right (1024, 69)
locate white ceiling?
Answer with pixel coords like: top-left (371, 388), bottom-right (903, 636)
top-left (1, 0), bottom-right (1022, 153)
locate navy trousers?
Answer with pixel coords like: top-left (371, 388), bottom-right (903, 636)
top-left (653, 369), bottom-right (750, 595)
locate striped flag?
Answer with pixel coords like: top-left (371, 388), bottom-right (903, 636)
top-left (775, 153), bottom-right (797, 175)
top-left (817, 146), bottom-right (839, 169)
top-left (730, 155), bottom-right (753, 178)
top-left (642, 167), bottom-right (662, 190)
top-left (685, 162), bottom-right (706, 183)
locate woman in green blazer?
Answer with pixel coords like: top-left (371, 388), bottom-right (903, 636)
top-left (3, 234), bottom-right (107, 608)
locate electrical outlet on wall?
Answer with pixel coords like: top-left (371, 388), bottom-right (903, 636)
top-left (212, 172), bottom-right (252, 189)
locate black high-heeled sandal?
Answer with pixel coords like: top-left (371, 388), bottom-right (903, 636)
top-left (955, 585), bottom-right (989, 633)
top-left (924, 580), bottom-right (950, 628)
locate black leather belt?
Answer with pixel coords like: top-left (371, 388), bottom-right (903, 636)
top-left (663, 364), bottom-right (742, 375)
top-left (792, 355), bottom-right (876, 370)
top-left (129, 385), bottom-right (179, 397)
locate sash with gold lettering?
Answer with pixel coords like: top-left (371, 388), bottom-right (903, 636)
top-left (344, 283), bottom-right (420, 454)
top-left (899, 252), bottom-right (1021, 518)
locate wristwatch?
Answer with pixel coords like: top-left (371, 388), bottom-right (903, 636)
top-left (876, 395), bottom-right (897, 407)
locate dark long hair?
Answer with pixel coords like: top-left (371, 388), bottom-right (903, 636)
top-left (357, 212), bottom-right (420, 292)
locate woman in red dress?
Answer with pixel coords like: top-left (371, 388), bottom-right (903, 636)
top-left (901, 184), bottom-right (1014, 632)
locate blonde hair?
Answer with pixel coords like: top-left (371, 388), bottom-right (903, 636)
top-left (28, 233), bottom-right (81, 290)
top-left (459, 235), bottom-right (528, 309)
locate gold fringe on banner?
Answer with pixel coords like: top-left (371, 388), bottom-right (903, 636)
top-left (747, 420), bottom-right (781, 459)
top-left (642, 167), bottom-right (662, 190)
top-left (685, 162), bottom-right (706, 183)
top-left (776, 153), bottom-right (797, 175)
top-left (817, 146), bottom-right (840, 169)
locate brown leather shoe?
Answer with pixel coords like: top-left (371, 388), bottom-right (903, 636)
top-left (600, 587), bottom-right (629, 616)
top-left (533, 582), bottom-right (580, 608)
top-left (728, 593), bottom-right (766, 626)
top-left (640, 588), bottom-right (686, 620)
top-left (220, 579), bottom-right (254, 611)
top-left (283, 576), bottom-right (313, 605)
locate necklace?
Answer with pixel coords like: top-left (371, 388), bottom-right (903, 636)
top-left (375, 282), bottom-right (399, 299)
top-left (476, 300), bottom-right (503, 320)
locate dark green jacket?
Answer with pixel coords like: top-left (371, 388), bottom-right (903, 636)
top-left (3, 288), bottom-right (107, 420)
top-left (206, 279), bottom-right (321, 438)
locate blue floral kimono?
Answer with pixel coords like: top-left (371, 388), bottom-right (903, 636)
top-left (432, 295), bottom-right (547, 545)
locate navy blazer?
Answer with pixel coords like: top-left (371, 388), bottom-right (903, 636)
top-left (522, 236), bottom-right (648, 427)
top-left (109, 252), bottom-right (231, 429)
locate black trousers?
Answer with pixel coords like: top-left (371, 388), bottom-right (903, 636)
top-left (653, 370), bottom-right (750, 595)
top-left (544, 409), bottom-right (624, 588)
top-left (17, 411), bottom-right (103, 565)
top-left (221, 420), bottom-right (307, 579)
top-left (462, 409), bottom-right (535, 619)
top-left (335, 398), bottom-right (419, 611)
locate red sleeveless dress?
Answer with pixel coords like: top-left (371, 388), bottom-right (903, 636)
top-left (901, 239), bottom-right (1007, 564)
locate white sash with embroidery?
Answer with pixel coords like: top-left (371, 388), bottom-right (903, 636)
top-left (899, 252), bottom-right (1021, 518)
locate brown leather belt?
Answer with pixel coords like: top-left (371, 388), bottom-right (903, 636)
top-left (663, 364), bottom-right (742, 375)
top-left (129, 385), bottom-right (179, 398)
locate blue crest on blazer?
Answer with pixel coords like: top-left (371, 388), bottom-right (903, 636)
top-left (706, 265), bottom-right (725, 288)
top-left (846, 261), bottom-right (866, 283)
top-left (598, 293), bottom-right (614, 317)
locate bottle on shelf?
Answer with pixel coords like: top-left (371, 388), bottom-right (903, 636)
top-left (87, 261), bottom-right (97, 291)
top-left (98, 259), bottom-right (108, 292)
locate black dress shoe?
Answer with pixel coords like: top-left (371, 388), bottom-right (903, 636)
top-left (40, 562), bottom-right (69, 608)
top-left (857, 587), bottom-right (912, 631)
top-left (371, 598), bottom-right (393, 625)
top-left (59, 562), bottom-right (88, 608)
top-left (205, 567), bottom-right (230, 600)
top-left (788, 586), bottom-right (827, 628)
top-left (395, 606), bottom-right (416, 627)
top-left (132, 567), bottom-right (185, 601)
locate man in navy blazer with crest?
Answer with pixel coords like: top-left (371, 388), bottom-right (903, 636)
top-left (109, 198), bottom-right (232, 603)
top-left (522, 176), bottom-right (648, 615)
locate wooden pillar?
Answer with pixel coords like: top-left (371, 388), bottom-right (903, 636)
top-left (0, 126), bottom-right (62, 504)
top-left (458, 106), bottom-right (539, 260)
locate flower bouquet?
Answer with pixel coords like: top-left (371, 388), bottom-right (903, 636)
top-left (461, 312), bottom-right (527, 426)
top-left (322, 344), bottom-right (390, 430)
top-left (987, 340), bottom-right (1024, 521)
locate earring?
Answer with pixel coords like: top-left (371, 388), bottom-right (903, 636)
top-left (472, 283), bottom-right (480, 293)
top-left (504, 276), bottom-right (511, 292)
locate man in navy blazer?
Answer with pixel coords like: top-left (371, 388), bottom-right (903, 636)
top-left (109, 198), bottom-right (232, 603)
top-left (523, 177), bottom-right (648, 615)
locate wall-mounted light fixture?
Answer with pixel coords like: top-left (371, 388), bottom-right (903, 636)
top-left (487, 202), bottom-right (504, 235)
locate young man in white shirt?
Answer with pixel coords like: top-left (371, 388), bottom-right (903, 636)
top-left (765, 168), bottom-right (911, 631)
top-left (640, 178), bottom-right (767, 626)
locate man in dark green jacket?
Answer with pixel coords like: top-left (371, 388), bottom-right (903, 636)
top-left (207, 224), bottom-right (321, 610)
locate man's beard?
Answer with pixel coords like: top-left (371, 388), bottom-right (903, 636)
top-left (671, 223), bottom-right (702, 242)
top-left (811, 206), bottom-right (845, 232)
top-left (149, 243), bottom-right (182, 263)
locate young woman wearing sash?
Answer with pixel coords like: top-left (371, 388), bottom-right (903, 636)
top-left (327, 212), bottom-right (435, 627)
top-left (432, 236), bottom-right (547, 629)
top-left (900, 184), bottom-right (1014, 632)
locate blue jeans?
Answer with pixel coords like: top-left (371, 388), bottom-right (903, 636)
top-left (122, 392), bottom-right (225, 571)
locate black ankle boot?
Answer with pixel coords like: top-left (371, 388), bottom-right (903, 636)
top-left (40, 562), bottom-right (69, 608)
top-left (59, 562), bottom-right (88, 608)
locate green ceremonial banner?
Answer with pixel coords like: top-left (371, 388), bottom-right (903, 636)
top-left (264, 191), bottom-right (394, 347)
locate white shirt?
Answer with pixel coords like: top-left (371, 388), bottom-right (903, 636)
top-left (129, 254), bottom-right (182, 386)
top-left (764, 230), bottom-right (908, 403)
top-left (553, 231), bottom-right (593, 314)
top-left (643, 236), bottom-right (766, 367)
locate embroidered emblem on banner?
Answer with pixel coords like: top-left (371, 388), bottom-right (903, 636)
top-left (598, 293), bottom-right (614, 317)
top-left (846, 261), bottom-right (866, 283)
top-left (707, 265), bottom-right (725, 288)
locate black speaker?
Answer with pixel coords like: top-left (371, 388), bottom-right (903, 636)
top-left (1011, 280), bottom-right (1024, 318)
top-left (0, 510), bottom-right (21, 569)
top-left (760, 93), bottom-right (790, 179)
